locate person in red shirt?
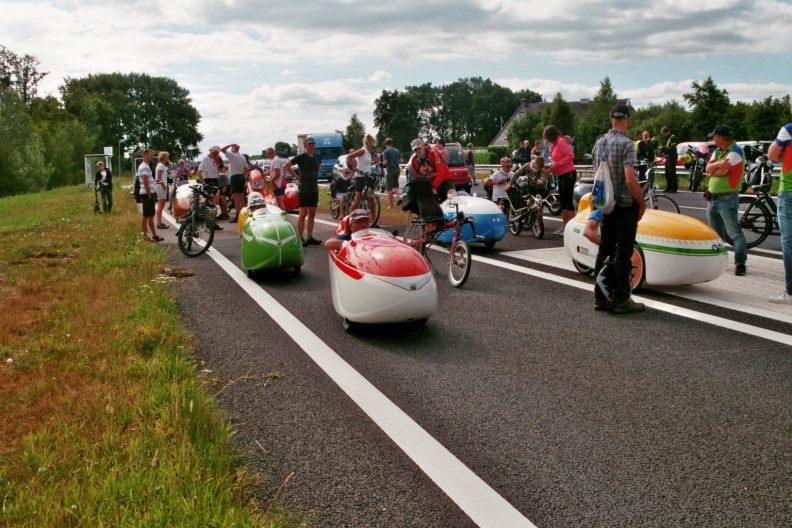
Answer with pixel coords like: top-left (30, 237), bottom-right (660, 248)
top-left (409, 138), bottom-right (457, 202)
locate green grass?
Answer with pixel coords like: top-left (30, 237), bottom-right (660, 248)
top-left (0, 182), bottom-right (306, 527)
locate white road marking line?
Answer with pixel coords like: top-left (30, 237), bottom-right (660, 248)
top-left (470, 253), bottom-right (792, 346)
top-left (200, 241), bottom-right (537, 528)
top-left (503, 249), bottom-right (792, 326)
top-left (319, 216), bottom-right (792, 343)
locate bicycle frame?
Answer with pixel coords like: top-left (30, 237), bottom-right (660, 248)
top-left (404, 201), bottom-right (477, 287)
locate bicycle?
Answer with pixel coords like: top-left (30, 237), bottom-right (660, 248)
top-left (543, 173), bottom-right (562, 216)
top-left (176, 183), bottom-right (219, 257)
top-left (685, 147), bottom-right (710, 192)
top-left (639, 162), bottom-right (679, 213)
top-left (350, 172), bottom-right (381, 225)
top-left (90, 186), bottom-right (101, 215)
top-left (504, 178), bottom-right (544, 238)
top-left (722, 146), bottom-right (777, 249)
top-left (401, 179), bottom-right (477, 288)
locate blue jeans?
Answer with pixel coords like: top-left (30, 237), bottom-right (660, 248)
top-left (99, 185), bottom-right (113, 212)
top-left (594, 202), bottom-right (640, 305)
top-left (777, 192), bottom-right (792, 294)
top-left (707, 193), bottom-right (746, 267)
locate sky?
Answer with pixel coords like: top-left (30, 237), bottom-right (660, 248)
top-left (3, 0), bottom-right (792, 157)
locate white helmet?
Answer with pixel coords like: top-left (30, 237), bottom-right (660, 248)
top-left (247, 192), bottom-right (265, 208)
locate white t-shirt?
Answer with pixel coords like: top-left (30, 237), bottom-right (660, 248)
top-left (198, 156), bottom-right (218, 180)
top-left (225, 149), bottom-right (247, 175)
top-left (356, 149), bottom-right (373, 176)
top-left (99, 170), bottom-right (108, 184)
top-left (155, 163), bottom-right (169, 186)
top-left (270, 157), bottom-right (284, 188)
top-left (489, 169), bottom-right (511, 201)
top-left (137, 163), bottom-right (154, 195)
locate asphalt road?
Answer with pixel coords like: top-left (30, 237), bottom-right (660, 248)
top-left (163, 193), bottom-right (792, 528)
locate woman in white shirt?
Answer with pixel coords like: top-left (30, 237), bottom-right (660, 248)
top-left (346, 134), bottom-right (379, 221)
top-left (155, 151), bottom-right (170, 229)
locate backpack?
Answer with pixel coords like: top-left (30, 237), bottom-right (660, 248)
top-left (591, 140), bottom-right (618, 214)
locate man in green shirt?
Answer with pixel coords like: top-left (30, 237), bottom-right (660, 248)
top-left (705, 125), bottom-right (747, 276)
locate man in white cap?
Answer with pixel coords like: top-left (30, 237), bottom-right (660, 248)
top-left (197, 145), bottom-right (228, 226)
top-left (221, 143), bottom-right (248, 223)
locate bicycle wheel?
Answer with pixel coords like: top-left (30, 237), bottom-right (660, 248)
top-left (448, 239), bottom-right (471, 288)
top-left (531, 215), bottom-right (544, 239)
top-left (545, 195), bottom-right (562, 216)
top-left (573, 260), bottom-right (594, 275)
top-left (507, 210), bottom-right (523, 236)
top-left (93, 203), bottom-right (100, 215)
top-left (367, 193), bottom-right (381, 225)
top-left (330, 198), bottom-right (340, 219)
top-left (726, 196), bottom-right (771, 249)
top-left (691, 168), bottom-right (704, 192)
top-left (630, 243), bottom-right (646, 291)
top-left (403, 221), bottom-right (426, 252)
top-left (177, 212), bottom-right (214, 257)
top-left (650, 194), bottom-right (680, 214)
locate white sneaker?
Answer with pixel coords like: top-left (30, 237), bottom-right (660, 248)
top-left (552, 228), bottom-right (564, 235)
top-left (769, 291), bottom-right (792, 304)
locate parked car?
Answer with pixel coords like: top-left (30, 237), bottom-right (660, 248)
top-left (444, 142), bottom-right (473, 193)
top-left (655, 141), bottom-right (714, 166)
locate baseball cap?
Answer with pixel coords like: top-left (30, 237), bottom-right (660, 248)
top-left (609, 104), bottom-right (631, 119)
top-left (208, 145), bottom-right (221, 152)
top-left (708, 125), bottom-right (734, 138)
top-left (410, 138), bottom-right (425, 150)
top-left (349, 209), bottom-right (370, 222)
top-left (304, 137), bottom-right (316, 145)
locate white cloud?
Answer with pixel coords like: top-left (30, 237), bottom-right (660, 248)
top-left (2, 0), bottom-right (791, 155)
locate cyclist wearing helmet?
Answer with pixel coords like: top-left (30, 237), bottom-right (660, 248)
top-left (247, 191), bottom-right (266, 212)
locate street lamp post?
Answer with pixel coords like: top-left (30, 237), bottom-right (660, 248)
top-left (118, 139), bottom-right (124, 177)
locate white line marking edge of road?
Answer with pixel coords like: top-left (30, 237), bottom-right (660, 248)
top-left (198, 232), bottom-right (537, 528)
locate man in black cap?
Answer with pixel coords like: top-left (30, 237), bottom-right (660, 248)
top-left (285, 136), bottom-right (322, 246)
top-left (658, 127), bottom-right (678, 192)
top-left (591, 103), bottom-right (647, 313)
top-left (705, 125), bottom-right (747, 276)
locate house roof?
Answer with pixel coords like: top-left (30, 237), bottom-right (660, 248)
top-left (489, 97), bottom-right (633, 146)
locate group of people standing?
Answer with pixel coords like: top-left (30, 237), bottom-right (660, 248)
top-left (128, 111), bottom-right (792, 310)
top-left (632, 127), bottom-right (678, 192)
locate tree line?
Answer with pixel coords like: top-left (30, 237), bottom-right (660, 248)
top-left (0, 45), bottom-right (202, 197)
top-left (370, 75), bottom-right (792, 161)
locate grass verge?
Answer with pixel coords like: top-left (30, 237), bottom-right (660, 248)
top-left (0, 183), bottom-right (304, 527)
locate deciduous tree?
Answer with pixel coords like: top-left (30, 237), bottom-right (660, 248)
top-left (60, 72), bottom-right (203, 160)
top-left (343, 114), bottom-right (366, 151)
top-left (0, 88), bottom-right (51, 196)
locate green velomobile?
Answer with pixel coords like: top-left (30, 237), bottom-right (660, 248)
top-left (239, 205), bottom-right (304, 277)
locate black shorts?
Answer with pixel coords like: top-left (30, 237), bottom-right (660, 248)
top-left (141, 194), bottom-right (156, 217)
top-left (436, 179), bottom-right (455, 202)
top-left (298, 191), bottom-right (319, 208)
top-left (230, 174), bottom-right (245, 194)
top-left (354, 175), bottom-right (375, 193)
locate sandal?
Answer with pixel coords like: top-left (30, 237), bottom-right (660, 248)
top-left (153, 236), bottom-right (164, 242)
